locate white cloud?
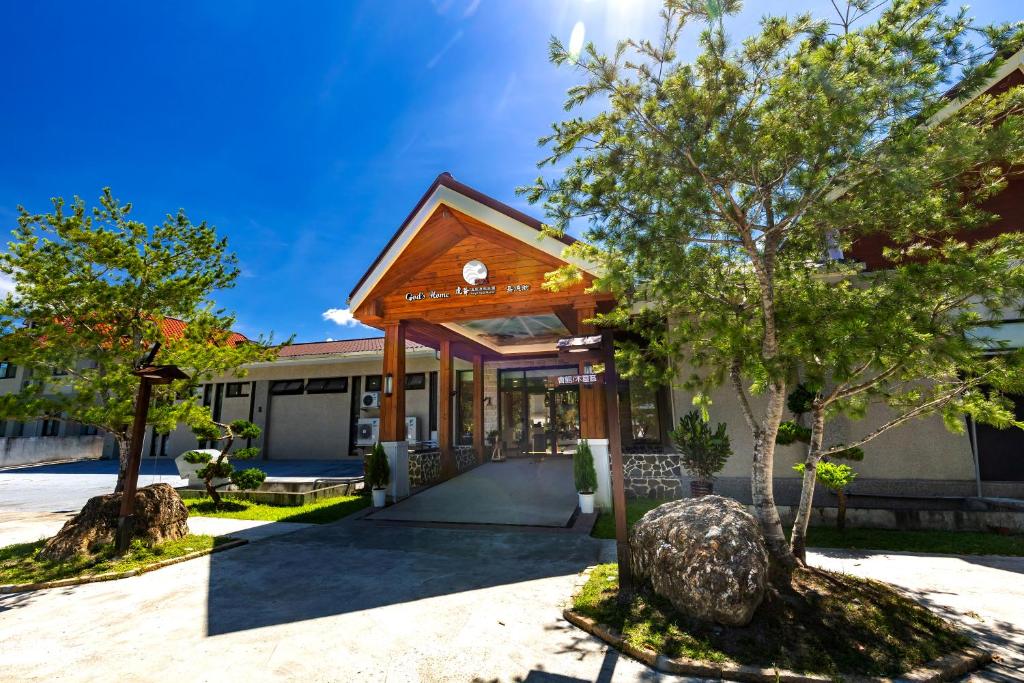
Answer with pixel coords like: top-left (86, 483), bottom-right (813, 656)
top-left (322, 308), bottom-right (366, 327)
top-left (0, 271), bottom-right (16, 297)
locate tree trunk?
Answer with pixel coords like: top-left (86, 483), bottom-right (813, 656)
top-left (836, 489), bottom-right (847, 532)
top-left (790, 404), bottom-right (826, 564)
top-left (114, 434), bottom-right (131, 494)
top-left (205, 477), bottom-right (222, 506)
top-left (750, 381), bottom-right (796, 579)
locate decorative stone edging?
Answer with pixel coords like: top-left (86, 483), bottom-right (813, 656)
top-left (0, 537), bottom-right (248, 595)
top-left (563, 566), bottom-right (992, 683)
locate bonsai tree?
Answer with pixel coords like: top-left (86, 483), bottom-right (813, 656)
top-left (183, 418), bottom-right (266, 507)
top-left (574, 441), bottom-right (598, 494)
top-left (793, 461), bottom-right (857, 531)
top-left (365, 442), bottom-right (390, 491)
top-left (669, 410), bottom-right (732, 496)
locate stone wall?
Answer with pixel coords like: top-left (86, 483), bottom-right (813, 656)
top-left (409, 450), bottom-right (441, 487)
top-left (455, 445), bottom-right (476, 472)
top-left (623, 452), bottom-right (683, 500)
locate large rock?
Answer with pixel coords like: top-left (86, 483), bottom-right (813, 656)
top-left (38, 483), bottom-right (189, 562)
top-left (629, 495), bottom-right (768, 626)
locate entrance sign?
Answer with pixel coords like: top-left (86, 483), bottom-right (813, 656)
top-left (556, 373), bottom-right (600, 386)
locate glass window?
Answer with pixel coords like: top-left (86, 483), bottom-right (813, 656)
top-left (306, 377), bottom-right (348, 394)
top-left (456, 370), bottom-right (474, 445)
top-left (270, 379), bottom-right (304, 395)
top-left (0, 361), bottom-right (16, 379)
top-left (365, 375), bottom-right (382, 392)
top-left (405, 373), bottom-right (426, 390)
top-left (41, 419), bottom-right (60, 437)
top-left (225, 382), bottom-right (250, 398)
top-left (627, 380), bottom-right (662, 443)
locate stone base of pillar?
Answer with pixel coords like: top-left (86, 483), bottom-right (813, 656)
top-left (580, 438), bottom-right (612, 511)
top-left (381, 441), bottom-right (410, 502)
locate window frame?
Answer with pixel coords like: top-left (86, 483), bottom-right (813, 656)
top-left (305, 377), bottom-right (349, 394)
top-left (225, 382), bottom-right (250, 398)
top-left (404, 372), bottom-right (426, 390)
top-left (0, 361), bottom-right (16, 379)
top-left (270, 379), bottom-right (305, 395)
top-left (365, 375), bottom-right (382, 392)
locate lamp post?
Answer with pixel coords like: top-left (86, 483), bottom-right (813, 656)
top-left (115, 344), bottom-right (191, 553)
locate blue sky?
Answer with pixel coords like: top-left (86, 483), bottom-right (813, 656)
top-left (0, 0), bottom-right (1018, 343)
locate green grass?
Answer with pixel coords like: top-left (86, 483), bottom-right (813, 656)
top-left (185, 494), bottom-right (369, 524)
top-left (593, 498), bottom-right (1024, 556)
top-left (0, 535), bottom-right (227, 586)
top-left (573, 563), bottom-right (970, 676)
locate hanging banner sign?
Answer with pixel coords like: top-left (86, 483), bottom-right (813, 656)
top-left (555, 373), bottom-right (601, 386)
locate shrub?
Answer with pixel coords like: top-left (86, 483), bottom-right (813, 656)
top-left (185, 418), bottom-right (265, 508)
top-left (786, 384), bottom-right (817, 418)
top-left (832, 446), bottom-right (865, 462)
top-left (669, 410), bottom-right (731, 482)
top-left (794, 461), bottom-right (858, 531)
top-left (365, 442), bottom-right (390, 490)
top-left (574, 441), bottom-right (598, 494)
top-left (776, 420), bottom-right (812, 445)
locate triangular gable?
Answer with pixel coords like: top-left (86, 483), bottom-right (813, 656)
top-left (347, 173), bottom-right (600, 313)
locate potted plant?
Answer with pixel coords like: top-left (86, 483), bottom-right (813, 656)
top-left (365, 442), bottom-right (390, 508)
top-left (670, 409), bottom-right (732, 496)
top-left (574, 440), bottom-right (598, 514)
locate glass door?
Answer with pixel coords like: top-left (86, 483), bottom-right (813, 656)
top-left (498, 368), bottom-right (580, 457)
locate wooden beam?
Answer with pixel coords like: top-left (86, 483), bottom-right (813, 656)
top-left (473, 354), bottom-right (485, 463)
top-left (553, 306), bottom-right (579, 335)
top-left (439, 339), bottom-right (455, 478)
top-left (602, 331), bottom-right (633, 594)
top-left (379, 321), bottom-right (407, 442)
top-left (576, 304), bottom-right (607, 440)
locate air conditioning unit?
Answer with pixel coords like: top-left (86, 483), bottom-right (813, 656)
top-left (356, 417), bottom-right (380, 447)
top-left (406, 416), bottom-right (418, 444)
top-left (361, 391), bottom-right (380, 409)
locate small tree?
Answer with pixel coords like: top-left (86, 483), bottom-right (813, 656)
top-left (0, 189), bottom-right (279, 493)
top-left (183, 418), bottom-right (266, 507)
top-left (794, 461), bottom-right (857, 531)
top-left (669, 410), bottom-right (732, 491)
top-left (365, 442), bottom-right (390, 491)
top-left (574, 441), bottom-right (598, 494)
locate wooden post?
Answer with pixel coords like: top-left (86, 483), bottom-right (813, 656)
top-left (380, 321), bottom-right (407, 442)
top-left (115, 377), bottom-right (152, 553)
top-left (473, 354), bottom-right (485, 463)
top-left (603, 330), bottom-right (633, 596)
top-left (576, 305), bottom-right (607, 440)
top-left (439, 339), bottom-right (455, 477)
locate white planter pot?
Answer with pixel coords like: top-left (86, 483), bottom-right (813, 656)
top-left (578, 492), bottom-right (595, 515)
top-left (372, 488), bottom-right (387, 508)
top-left (174, 449), bottom-right (229, 488)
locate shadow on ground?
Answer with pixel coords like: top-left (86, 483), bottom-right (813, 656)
top-left (203, 517), bottom-right (606, 637)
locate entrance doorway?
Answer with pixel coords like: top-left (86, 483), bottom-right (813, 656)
top-left (499, 368), bottom-right (580, 457)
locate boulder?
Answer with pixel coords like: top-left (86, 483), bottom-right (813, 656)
top-left (629, 495), bottom-right (768, 626)
top-left (38, 483), bottom-right (189, 562)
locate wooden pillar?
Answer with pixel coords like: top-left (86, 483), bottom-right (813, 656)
top-left (603, 330), bottom-right (633, 594)
top-left (439, 339), bottom-right (455, 477)
top-left (380, 321), bottom-right (407, 442)
top-left (576, 304), bottom-right (608, 440)
top-left (473, 354), bottom-right (485, 463)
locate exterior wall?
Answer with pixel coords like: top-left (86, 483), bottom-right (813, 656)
top-left (0, 435), bottom-right (105, 468)
top-left (669, 379), bottom-right (976, 482)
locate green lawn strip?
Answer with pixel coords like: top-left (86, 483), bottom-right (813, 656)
top-left (593, 499), bottom-right (1024, 556)
top-left (185, 494), bottom-right (369, 524)
top-left (1, 535), bottom-right (227, 586)
top-left (573, 563), bottom-right (970, 676)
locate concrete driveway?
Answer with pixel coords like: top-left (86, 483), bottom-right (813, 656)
top-left (0, 458), bottom-right (363, 514)
top-left (1, 517), bottom-right (1021, 682)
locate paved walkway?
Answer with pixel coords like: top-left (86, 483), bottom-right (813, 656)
top-left (369, 457), bottom-right (578, 527)
top-left (2, 515), bottom-right (1020, 682)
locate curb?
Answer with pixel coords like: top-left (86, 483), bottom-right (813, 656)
top-left (562, 568), bottom-right (993, 683)
top-left (0, 537), bottom-right (248, 595)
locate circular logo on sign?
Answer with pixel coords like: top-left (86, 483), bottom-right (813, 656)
top-left (462, 260), bottom-right (488, 285)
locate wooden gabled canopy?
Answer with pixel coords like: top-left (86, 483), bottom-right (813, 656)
top-left (348, 172), bottom-right (615, 479)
